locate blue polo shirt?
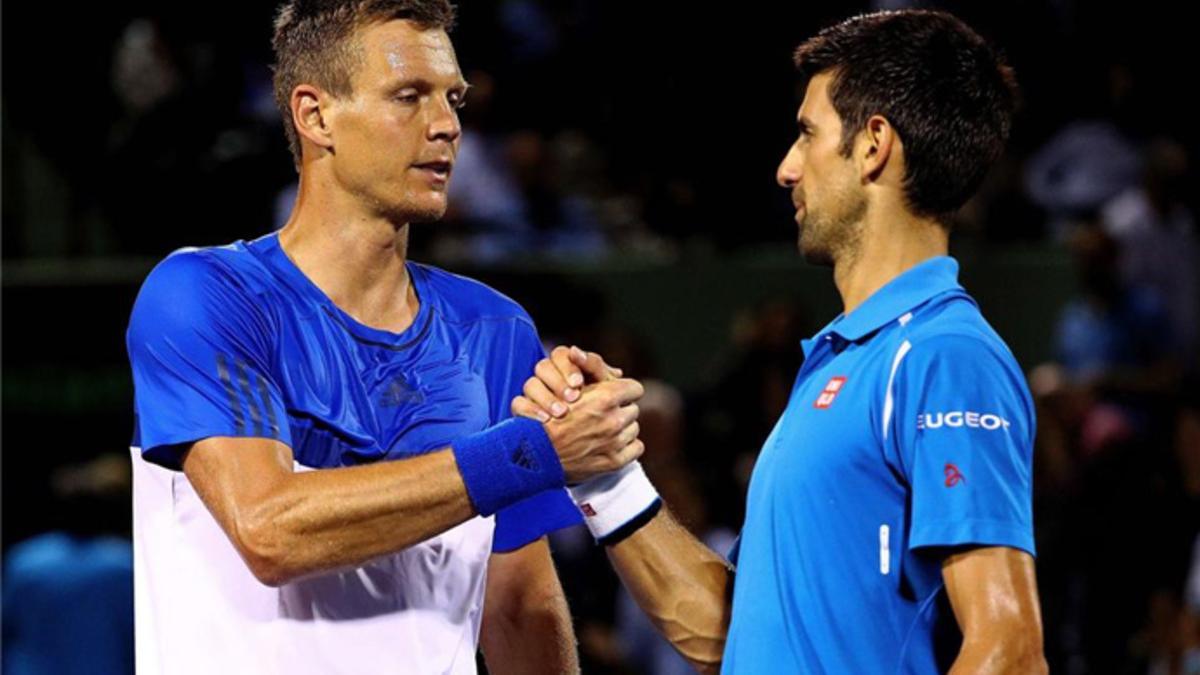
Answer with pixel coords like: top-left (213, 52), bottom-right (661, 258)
top-left (127, 233), bottom-right (581, 552)
top-left (723, 256), bottom-right (1035, 674)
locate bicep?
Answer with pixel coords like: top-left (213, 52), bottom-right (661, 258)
top-left (942, 546), bottom-right (1041, 635)
top-left (181, 436), bottom-right (295, 540)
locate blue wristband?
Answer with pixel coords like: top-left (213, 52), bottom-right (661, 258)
top-left (452, 417), bottom-right (565, 516)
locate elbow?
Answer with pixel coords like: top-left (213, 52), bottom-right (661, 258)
top-left (1004, 622), bottom-right (1048, 674)
top-left (960, 624), bottom-right (1047, 674)
top-left (235, 512), bottom-right (298, 587)
top-left (1012, 640), bottom-right (1049, 675)
top-left (246, 560), bottom-right (292, 588)
top-left (1005, 644), bottom-right (1048, 675)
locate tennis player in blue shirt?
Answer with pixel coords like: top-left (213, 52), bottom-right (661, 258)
top-left (516, 10), bottom-right (1047, 674)
top-left (125, 2), bottom-right (646, 673)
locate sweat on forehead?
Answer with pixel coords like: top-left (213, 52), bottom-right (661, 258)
top-left (271, 0), bottom-right (458, 168)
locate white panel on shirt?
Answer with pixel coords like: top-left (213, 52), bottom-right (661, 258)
top-left (131, 448), bottom-right (495, 675)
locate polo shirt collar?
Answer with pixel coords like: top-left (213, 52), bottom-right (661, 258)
top-left (823, 255), bottom-right (966, 343)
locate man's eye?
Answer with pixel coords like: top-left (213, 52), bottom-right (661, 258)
top-left (395, 92), bottom-right (419, 104)
top-left (449, 93), bottom-right (467, 110)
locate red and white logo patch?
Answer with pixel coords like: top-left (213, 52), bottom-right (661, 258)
top-left (813, 376), bottom-right (847, 409)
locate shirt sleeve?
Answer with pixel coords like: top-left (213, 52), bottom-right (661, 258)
top-left (889, 333), bottom-right (1036, 556)
top-left (127, 251), bottom-right (291, 470)
top-left (491, 314), bottom-right (583, 553)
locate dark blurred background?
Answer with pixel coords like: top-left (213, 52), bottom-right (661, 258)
top-left (3, 0), bottom-right (1199, 673)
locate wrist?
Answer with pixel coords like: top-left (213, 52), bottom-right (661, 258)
top-left (567, 460), bottom-right (661, 545)
top-left (452, 417), bottom-right (565, 517)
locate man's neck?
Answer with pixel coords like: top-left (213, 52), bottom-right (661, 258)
top-left (277, 175), bottom-right (419, 334)
top-left (833, 204), bottom-right (949, 316)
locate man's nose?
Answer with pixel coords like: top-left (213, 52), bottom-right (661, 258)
top-left (777, 145), bottom-right (802, 188)
top-left (427, 98), bottom-right (461, 143)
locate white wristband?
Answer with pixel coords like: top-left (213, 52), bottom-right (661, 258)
top-left (568, 460), bottom-right (661, 545)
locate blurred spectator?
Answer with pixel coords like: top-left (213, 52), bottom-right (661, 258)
top-left (1102, 139), bottom-right (1200, 368)
top-left (1033, 229), bottom-right (1193, 672)
top-left (1024, 61), bottom-right (1149, 240)
top-left (441, 71), bottom-right (612, 262)
top-left (2, 454), bottom-right (133, 675)
top-left (102, 17), bottom-right (289, 256)
top-left (1025, 120), bottom-right (1142, 235)
top-left (1051, 223), bottom-right (1176, 399)
top-left (692, 299), bottom-right (809, 531)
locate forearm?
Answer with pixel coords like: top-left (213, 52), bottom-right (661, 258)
top-left (607, 508), bottom-right (733, 674)
top-left (481, 539), bottom-right (580, 675)
top-left (481, 581), bottom-right (578, 675)
top-left (225, 448), bottom-right (475, 584)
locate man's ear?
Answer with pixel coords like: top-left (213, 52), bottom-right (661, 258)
top-left (291, 84), bottom-right (335, 156)
top-left (859, 114), bottom-right (897, 182)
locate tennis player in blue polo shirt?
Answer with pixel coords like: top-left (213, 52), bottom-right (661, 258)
top-left (514, 10), bottom-right (1047, 674)
top-left (124, 3), bottom-right (648, 673)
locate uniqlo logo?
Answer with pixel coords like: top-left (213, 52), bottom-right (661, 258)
top-left (813, 376), bottom-right (847, 409)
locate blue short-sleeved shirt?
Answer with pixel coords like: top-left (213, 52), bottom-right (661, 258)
top-left (126, 233), bottom-right (580, 552)
top-left (723, 257), bottom-right (1036, 674)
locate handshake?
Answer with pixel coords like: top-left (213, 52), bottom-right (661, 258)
top-left (510, 345), bottom-right (662, 545)
top-left (452, 344), bottom-right (660, 544)
top-left (512, 345), bottom-right (643, 483)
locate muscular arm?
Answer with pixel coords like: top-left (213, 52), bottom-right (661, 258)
top-left (182, 377), bottom-right (644, 587)
top-left (182, 437), bottom-right (474, 586)
top-left (605, 508), bottom-right (734, 674)
top-left (514, 347), bottom-right (733, 672)
top-left (943, 546), bottom-right (1048, 674)
top-left (481, 537), bottom-right (579, 674)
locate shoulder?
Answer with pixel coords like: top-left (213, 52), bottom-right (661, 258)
top-left (896, 296), bottom-right (1033, 404)
top-left (138, 242), bottom-right (271, 303)
top-left (903, 294), bottom-right (1015, 363)
top-left (894, 295), bottom-right (1028, 400)
top-left (130, 243), bottom-right (274, 339)
top-left (412, 262), bottom-right (536, 329)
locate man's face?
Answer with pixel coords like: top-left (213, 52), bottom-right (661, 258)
top-left (776, 72), bottom-right (866, 266)
top-left (327, 20), bottom-right (466, 223)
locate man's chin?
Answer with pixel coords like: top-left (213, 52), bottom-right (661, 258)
top-left (797, 231), bottom-right (834, 267)
top-left (387, 198), bottom-right (448, 224)
top-left (406, 205), bottom-right (448, 224)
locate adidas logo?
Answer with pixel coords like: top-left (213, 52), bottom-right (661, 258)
top-left (380, 375), bottom-right (425, 407)
top-left (510, 441), bottom-right (539, 472)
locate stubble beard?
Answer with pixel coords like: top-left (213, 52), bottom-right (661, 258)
top-left (797, 182), bottom-right (867, 269)
top-left (372, 183), bottom-right (450, 227)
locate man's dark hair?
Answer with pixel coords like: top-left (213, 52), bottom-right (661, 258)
top-left (794, 10), bottom-right (1019, 221)
top-left (272, 0), bottom-right (456, 169)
